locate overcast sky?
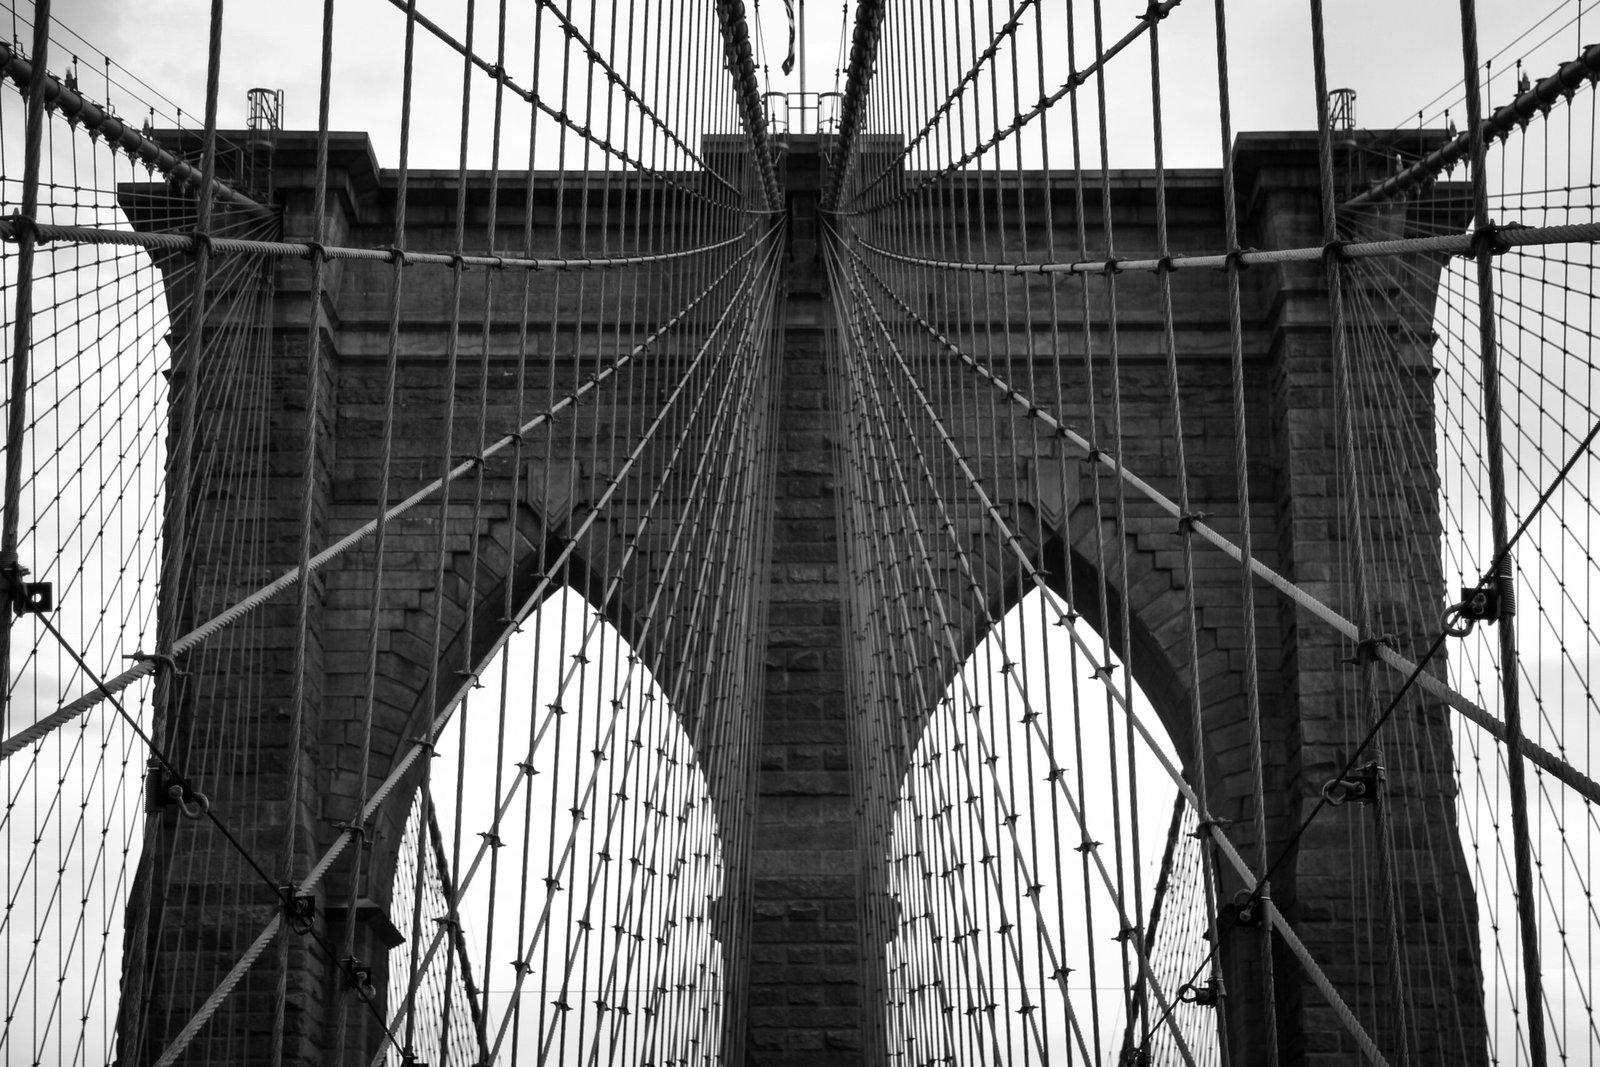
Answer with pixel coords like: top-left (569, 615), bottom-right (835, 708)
top-left (16, 0), bottom-right (1593, 174)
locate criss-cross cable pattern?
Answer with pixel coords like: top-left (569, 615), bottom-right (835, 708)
top-left (1, 0), bottom-right (1599, 1064)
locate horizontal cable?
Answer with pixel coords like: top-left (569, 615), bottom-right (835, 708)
top-left (0, 223), bottom-right (780, 761)
top-left (839, 248), bottom-right (1388, 1066)
top-left (842, 241), bottom-right (1600, 808)
top-left (0, 218), bottom-right (752, 270)
top-left (857, 218), bottom-right (1600, 277)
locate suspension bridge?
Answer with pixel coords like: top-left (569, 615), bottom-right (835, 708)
top-left (0, 0), bottom-right (1597, 1063)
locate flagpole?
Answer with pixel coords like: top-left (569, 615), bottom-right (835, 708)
top-left (798, 0), bottom-right (805, 109)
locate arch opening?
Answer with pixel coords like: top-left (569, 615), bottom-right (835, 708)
top-left (386, 585), bottom-right (726, 1067)
top-left (881, 585), bottom-right (1221, 1066)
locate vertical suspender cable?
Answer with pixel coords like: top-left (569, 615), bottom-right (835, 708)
top-left (1143, 12), bottom-right (1231, 1067)
top-left (1456, 1), bottom-right (1547, 1062)
top-left (1308, 0), bottom-right (1412, 1056)
top-left (1210, 0), bottom-right (1280, 1061)
top-left (275, 2), bottom-right (338, 1064)
top-left (0, 0), bottom-right (51, 734)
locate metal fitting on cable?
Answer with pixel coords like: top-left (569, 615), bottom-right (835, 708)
top-left (1469, 219), bottom-right (1523, 257)
top-left (1443, 553), bottom-right (1516, 636)
top-left (0, 559), bottom-right (50, 614)
top-left (1322, 760), bottom-right (1385, 807)
top-left (1341, 632), bottom-right (1395, 667)
top-left (341, 957), bottom-right (377, 999)
top-left (1211, 889), bottom-right (1263, 936)
top-left (144, 757), bottom-right (209, 818)
top-left (1179, 977), bottom-right (1223, 1006)
top-left (281, 887), bottom-right (315, 934)
top-left (4, 210), bottom-right (38, 244)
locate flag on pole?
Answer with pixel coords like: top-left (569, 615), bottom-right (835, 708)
top-left (781, 0), bottom-right (796, 75)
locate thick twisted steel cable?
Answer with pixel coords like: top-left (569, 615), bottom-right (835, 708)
top-left (0, 219), bottom-right (751, 270)
top-left (855, 219), bottom-right (1600, 275)
top-left (839, 238), bottom-right (1600, 809)
top-left (0, 228), bottom-right (776, 763)
top-left (144, 231), bottom-right (783, 1066)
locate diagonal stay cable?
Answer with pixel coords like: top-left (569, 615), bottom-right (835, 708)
top-left (839, 242), bottom-right (1392, 1064)
top-left (145, 226), bottom-right (783, 1067)
top-left (373, 0), bottom-right (732, 206)
top-left (833, 245), bottom-right (1202, 1066)
top-left (841, 237), bottom-right (1600, 808)
top-left (1138, 405), bottom-right (1600, 1056)
top-left (378, 0), bottom-right (741, 200)
top-left (0, 224), bottom-right (779, 762)
top-left (840, 0), bottom-right (1183, 214)
top-left (15, 610), bottom-right (406, 1067)
top-left (375, 238), bottom-right (782, 1060)
top-left (851, 0), bottom-right (1040, 199)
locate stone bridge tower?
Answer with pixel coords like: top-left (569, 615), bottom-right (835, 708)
top-left (118, 129), bottom-right (1483, 1066)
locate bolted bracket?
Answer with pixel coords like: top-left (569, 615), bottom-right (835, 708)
top-left (282, 887), bottom-right (316, 934)
top-left (0, 560), bottom-right (50, 615)
top-left (341, 956), bottom-right (377, 999)
top-left (1210, 890), bottom-right (1263, 938)
top-left (1179, 977), bottom-right (1224, 1007)
top-left (1323, 760), bottom-right (1386, 807)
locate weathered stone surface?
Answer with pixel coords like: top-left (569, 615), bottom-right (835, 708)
top-left (119, 129), bottom-right (1483, 1067)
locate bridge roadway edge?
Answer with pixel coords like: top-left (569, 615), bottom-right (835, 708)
top-left (113, 129), bottom-right (1485, 1066)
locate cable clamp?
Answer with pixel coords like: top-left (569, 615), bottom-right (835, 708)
top-left (1445, 567), bottom-right (1510, 635)
top-left (1119, 1048), bottom-right (1151, 1067)
top-left (1322, 760), bottom-right (1385, 806)
top-left (409, 735), bottom-right (438, 755)
top-left (1178, 977), bottom-right (1223, 1006)
top-left (125, 649), bottom-right (184, 675)
top-left (342, 956), bottom-right (377, 998)
top-left (1342, 632), bottom-right (1395, 667)
top-left (1209, 890), bottom-right (1263, 937)
top-left (1190, 814), bottom-right (1232, 839)
top-left (449, 252), bottom-right (468, 271)
top-left (167, 782), bottom-right (210, 818)
top-left (1491, 552), bottom-right (1517, 617)
top-left (303, 239), bottom-right (327, 262)
top-left (0, 560), bottom-right (50, 615)
top-left (4, 211), bottom-right (39, 244)
top-left (282, 886), bottom-right (316, 934)
top-left (1223, 246), bottom-right (1254, 272)
top-left (1176, 510), bottom-right (1211, 534)
top-left (1470, 220), bottom-right (1524, 258)
top-left (387, 245), bottom-right (410, 266)
top-left (1155, 254), bottom-right (1176, 274)
top-left (1321, 239), bottom-right (1350, 263)
top-left (145, 758), bottom-right (209, 817)
top-left (189, 230), bottom-right (214, 257)
top-left (1083, 445), bottom-right (1107, 464)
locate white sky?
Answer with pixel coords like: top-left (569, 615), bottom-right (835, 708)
top-left (3, 1), bottom-right (1598, 1063)
top-left (16, 0), bottom-right (1596, 173)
